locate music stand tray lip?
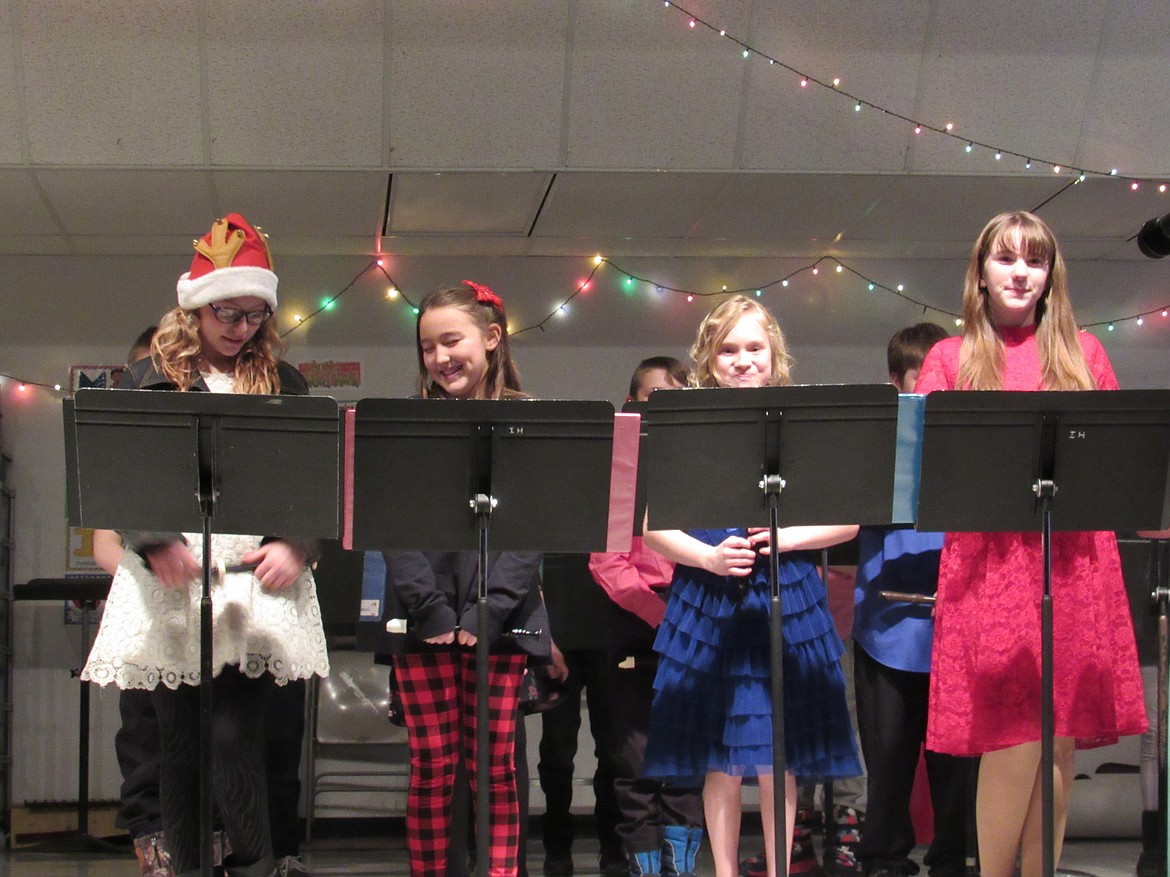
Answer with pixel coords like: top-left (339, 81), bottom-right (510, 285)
top-left (643, 381), bottom-right (900, 410)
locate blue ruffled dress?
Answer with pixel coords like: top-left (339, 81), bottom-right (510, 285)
top-left (644, 528), bottom-right (861, 785)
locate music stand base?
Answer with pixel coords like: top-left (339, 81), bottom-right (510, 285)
top-left (17, 831), bottom-right (125, 855)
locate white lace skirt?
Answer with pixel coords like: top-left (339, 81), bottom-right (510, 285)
top-left (82, 533), bottom-right (330, 690)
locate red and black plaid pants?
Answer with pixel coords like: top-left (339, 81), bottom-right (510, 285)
top-left (394, 650), bottom-right (526, 877)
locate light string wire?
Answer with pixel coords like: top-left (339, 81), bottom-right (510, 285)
top-left (9, 249), bottom-right (1167, 393)
top-left (659, 0), bottom-right (1156, 185)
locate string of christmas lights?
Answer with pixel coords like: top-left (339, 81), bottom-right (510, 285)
top-left (267, 251), bottom-right (1170, 340)
top-left (534, 256), bottom-right (1170, 335)
top-left (1082, 304), bottom-right (1170, 332)
top-left (0, 372), bottom-right (63, 395)
top-left (591, 254), bottom-right (965, 323)
top-left (658, 0), bottom-right (1166, 190)
top-left (509, 260), bottom-right (605, 336)
top-left (9, 251), bottom-right (1166, 394)
top-left (281, 259), bottom-right (388, 337)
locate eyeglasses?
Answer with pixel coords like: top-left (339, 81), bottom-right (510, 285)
top-left (208, 303), bottom-right (273, 326)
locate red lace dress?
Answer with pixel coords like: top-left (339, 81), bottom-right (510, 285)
top-left (916, 325), bottom-right (1147, 755)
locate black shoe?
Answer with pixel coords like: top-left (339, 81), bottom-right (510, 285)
top-left (1138, 848), bottom-right (1167, 877)
top-left (601, 857), bottom-right (630, 877)
top-left (545, 857), bottom-right (575, 877)
top-left (865, 864), bottom-right (917, 877)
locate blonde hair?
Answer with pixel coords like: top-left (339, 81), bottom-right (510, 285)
top-left (956, 211), bottom-right (1096, 391)
top-left (416, 284), bottom-right (523, 399)
top-left (689, 295), bottom-right (793, 388)
top-left (151, 307), bottom-right (285, 394)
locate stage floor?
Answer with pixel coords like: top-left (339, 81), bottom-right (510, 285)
top-left (0, 834), bottom-right (1147, 877)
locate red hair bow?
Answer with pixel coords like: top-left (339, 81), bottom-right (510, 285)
top-left (462, 280), bottom-right (503, 310)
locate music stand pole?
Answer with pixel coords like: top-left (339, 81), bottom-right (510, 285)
top-left (198, 478), bottom-right (215, 877)
top-left (1151, 538), bottom-right (1170, 877)
top-left (1035, 477), bottom-right (1056, 877)
top-left (474, 491), bottom-right (495, 876)
top-left (763, 474), bottom-right (788, 877)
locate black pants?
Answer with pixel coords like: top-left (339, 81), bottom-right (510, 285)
top-left (116, 688), bottom-right (164, 840)
top-left (266, 678), bottom-right (307, 858)
top-left (853, 645), bottom-right (975, 877)
top-left (538, 649), bottom-right (624, 867)
top-left (117, 676), bottom-right (307, 859)
top-left (152, 668), bottom-right (275, 875)
top-left (587, 651), bottom-right (703, 854)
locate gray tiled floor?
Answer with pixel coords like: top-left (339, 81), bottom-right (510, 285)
top-left (0, 835), bottom-right (1149, 877)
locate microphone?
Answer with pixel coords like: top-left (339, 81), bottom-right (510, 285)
top-left (1138, 212), bottom-right (1170, 258)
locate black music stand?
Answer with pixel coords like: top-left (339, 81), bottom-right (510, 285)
top-left (13, 576), bottom-right (118, 853)
top-left (917, 389), bottom-right (1170, 877)
top-left (644, 383), bottom-right (900, 877)
top-left (65, 388), bottom-right (342, 877)
top-left (350, 398), bottom-right (620, 875)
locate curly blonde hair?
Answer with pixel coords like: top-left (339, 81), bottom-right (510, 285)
top-left (151, 307), bottom-right (285, 394)
top-left (957, 211), bottom-right (1096, 391)
top-left (689, 295), bottom-right (793, 388)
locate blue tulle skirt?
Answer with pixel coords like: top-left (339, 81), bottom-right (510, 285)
top-left (644, 529), bottom-right (861, 785)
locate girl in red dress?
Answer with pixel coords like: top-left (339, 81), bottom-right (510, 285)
top-left (915, 211), bottom-right (1147, 877)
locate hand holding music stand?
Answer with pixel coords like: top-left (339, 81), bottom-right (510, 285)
top-left (644, 383), bottom-right (900, 877)
top-left (66, 388), bottom-right (342, 877)
top-left (917, 388), bottom-right (1170, 877)
top-left (350, 398), bottom-right (625, 874)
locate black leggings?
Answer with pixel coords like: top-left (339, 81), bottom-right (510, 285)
top-left (151, 667), bottom-right (275, 875)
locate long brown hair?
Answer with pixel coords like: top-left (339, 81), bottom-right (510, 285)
top-left (956, 211), bottom-right (1096, 391)
top-left (415, 284), bottom-right (523, 399)
top-left (151, 307), bottom-right (285, 394)
top-left (689, 295), bottom-right (793, 388)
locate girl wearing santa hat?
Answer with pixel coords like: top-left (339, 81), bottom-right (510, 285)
top-left (83, 213), bottom-right (329, 877)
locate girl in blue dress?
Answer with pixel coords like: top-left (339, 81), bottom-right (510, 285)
top-left (643, 295), bottom-right (861, 877)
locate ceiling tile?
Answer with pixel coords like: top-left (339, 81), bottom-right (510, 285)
top-left (35, 169), bottom-right (217, 238)
top-left (1076, 3), bottom-right (1170, 178)
top-left (565, 2), bottom-right (745, 169)
top-left (0, 3), bottom-right (23, 163)
top-left (908, 0), bottom-right (1106, 175)
top-left (212, 170), bottom-right (388, 240)
top-left (0, 170), bottom-right (59, 235)
top-left (740, 1), bottom-right (929, 173)
top-left (387, 171), bottom-right (552, 235)
top-left (846, 175), bottom-right (1065, 244)
top-left (385, 3), bottom-right (568, 168)
top-left (20, 1), bottom-right (204, 165)
top-left (206, 0), bottom-right (384, 167)
top-left (534, 172), bottom-right (730, 239)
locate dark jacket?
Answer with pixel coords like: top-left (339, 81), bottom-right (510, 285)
top-left (118, 356), bottom-right (309, 395)
top-left (115, 356), bottom-right (316, 558)
top-left (374, 549), bottom-right (549, 661)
